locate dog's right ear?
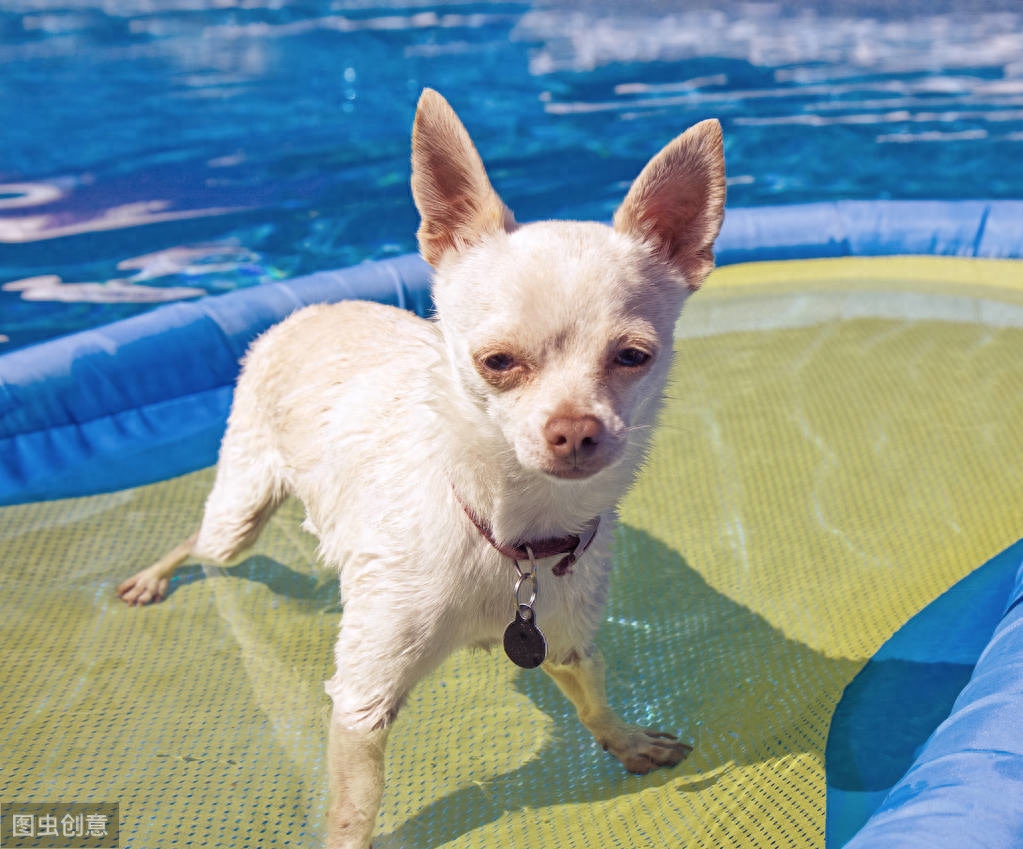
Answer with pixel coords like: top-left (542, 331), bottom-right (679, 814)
top-left (613, 119), bottom-right (726, 290)
top-left (411, 89), bottom-right (516, 267)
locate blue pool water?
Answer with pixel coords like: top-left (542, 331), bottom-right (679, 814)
top-left (2, 0), bottom-right (1022, 350)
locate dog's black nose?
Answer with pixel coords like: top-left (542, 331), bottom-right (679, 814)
top-left (543, 414), bottom-right (605, 459)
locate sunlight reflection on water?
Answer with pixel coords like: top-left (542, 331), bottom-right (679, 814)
top-left (1, 0), bottom-right (1020, 348)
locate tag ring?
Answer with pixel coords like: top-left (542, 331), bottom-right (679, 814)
top-left (514, 573), bottom-right (538, 609)
top-left (513, 544), bottom-right (540, 609)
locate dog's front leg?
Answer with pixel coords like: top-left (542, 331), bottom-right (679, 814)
top-left (326, 716), bottom-right (388, 849)
top-left (543, 646), bottom-right (691, 774)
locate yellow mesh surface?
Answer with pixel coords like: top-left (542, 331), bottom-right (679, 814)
top-left (2, 256), bottom-right (1022, 848)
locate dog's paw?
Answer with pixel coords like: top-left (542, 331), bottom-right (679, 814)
top-left (116, 569), bottom-right (168, 606)
top-left (600, 725), bottom-right (692, 775)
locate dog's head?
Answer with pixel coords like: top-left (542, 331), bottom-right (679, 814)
top-left (412, 89), bottom-right (725, 482)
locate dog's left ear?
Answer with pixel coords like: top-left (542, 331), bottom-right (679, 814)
top-left (411, 88), bottom-right (516, 267)
top-left (613, 119), bottom-right (726, 289)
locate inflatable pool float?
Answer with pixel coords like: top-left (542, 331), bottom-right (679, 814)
top-left (1, 200), bottom-right (1021, 848)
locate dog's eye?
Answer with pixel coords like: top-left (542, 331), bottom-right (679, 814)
top-left (483, 353), bottom-right (515, 372)
top-left (615, 348), bottom-right (651, 368)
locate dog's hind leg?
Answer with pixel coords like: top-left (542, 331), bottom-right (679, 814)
top-left (117, 532), bottom-right (198, 606)
top-left (543, 646), bottom-right (692, 774)
top-left (190, 447), bottom-right (285, 566)
top-left (118, 419), bottom-right (285, 605)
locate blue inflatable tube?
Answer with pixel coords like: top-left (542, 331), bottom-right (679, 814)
top-left (3, 199), bottom-right (1022, 508)
top-left (842, 551), bottom-right (1023, 848)
top-left (716, 199), bottom-right (1023, 264)
top-left (0, 253), bottom-right (433, 505)
top-left (826, 540), bottom-right (1023, 846)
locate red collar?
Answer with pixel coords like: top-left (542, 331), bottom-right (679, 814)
top-left (453, 488), bottom-right (600, 576)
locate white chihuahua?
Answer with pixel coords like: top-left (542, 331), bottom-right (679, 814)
top-left (118, 89), bottom-right (725, 848)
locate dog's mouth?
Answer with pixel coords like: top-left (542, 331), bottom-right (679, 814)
top-left (539, 446), bottom-right (623, 480)
top-left (543, 464), bottom-right (600, 481)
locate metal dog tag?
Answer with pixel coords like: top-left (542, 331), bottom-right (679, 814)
top-left (503, 605), bottom-right (547, 669)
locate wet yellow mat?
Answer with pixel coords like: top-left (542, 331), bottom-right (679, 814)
top-left (2, 256), bottom-right (1022, 848)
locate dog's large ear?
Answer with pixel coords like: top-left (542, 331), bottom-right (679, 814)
top-left (613, 119), bottom-right (726, 289)
top-left (411, 88), bottom-right (515, 267)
